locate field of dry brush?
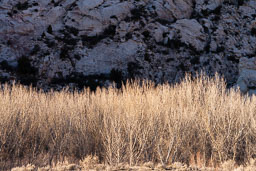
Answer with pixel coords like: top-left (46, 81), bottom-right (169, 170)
top-left (1, 74), bottom-right (256, 170)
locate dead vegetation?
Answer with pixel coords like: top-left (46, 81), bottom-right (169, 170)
top-left (0, 74), bottom-right (256, 170)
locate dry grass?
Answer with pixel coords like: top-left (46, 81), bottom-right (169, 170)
top-left (0, 74), bottom-right (256, 170)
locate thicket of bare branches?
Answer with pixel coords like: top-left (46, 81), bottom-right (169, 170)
top-left (0, 74), bottom-right (256, 169)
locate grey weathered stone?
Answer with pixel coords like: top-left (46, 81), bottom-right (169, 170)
top-left (239, 57), bottom-right (256, 71)
top-left (77, 0), bottom-right (104, 11)
top-left (75, 40), bottom-right (144, 75)
top-left (0, 0), bottom-right (256, 89)
top-left (236, 58), bottom-right (256, 94)
top-left (170, 19), bottom-right (207, 51)
top-left (149, 0), bottom-right (194, 22)
top-left (195, 0), bottom-right (224, 14)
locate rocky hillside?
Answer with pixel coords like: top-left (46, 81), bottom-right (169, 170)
top-left (0, 0), bottom-right (255, 91)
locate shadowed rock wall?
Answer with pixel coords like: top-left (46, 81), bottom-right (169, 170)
top-left (0, 0), bottom-right (255, 90)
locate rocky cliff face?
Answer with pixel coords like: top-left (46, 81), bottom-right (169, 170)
top-left (0, 0), bottom-right (256, 90)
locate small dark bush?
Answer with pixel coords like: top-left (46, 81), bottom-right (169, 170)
top-left (17, 56), bottom-right (37, 75)
top-left (127, 62), bottom-right (143, 78)
top-left (50, 73), bottom-right (110, 91)
top-left (103, 25), bottom-right (116, 38)
top-left (251, 28), bottom-right (256, 36)
top-left (47, 25), bottom-right (53, 34)
top-left (144, 53), bottom-right (151, 62)
top-left (65, 26), bottom-right (79, 36)
top-left (15, 1), bottom-right (30, 11)
top-left (110, 69), bottom-right (123, 83)
top-left (59, 46), bottom-right (70, 60)
top-left (130, 6), bottom-right (146, 21)
top-left (30, 44), bottom-right (41, 55)
top-left (190, 56), bottom-right (200, 65)
top-left (227, 56), bottom-right (239, 63)
top-left (0, 60), bottom-right (13, 71)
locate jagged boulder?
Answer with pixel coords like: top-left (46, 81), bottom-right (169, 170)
top-left (236, 57), bottom-right (256, 95)
top-left (65, 0), bottom-right (135, 36)
top-left (168, 19), bottom-right (207, 52)
top-left (195, 0), bottom-right (224, 15)
top-left (149, 0), bottom-right (194, 22)
top-left (75, 40), bottom-right (145, 76)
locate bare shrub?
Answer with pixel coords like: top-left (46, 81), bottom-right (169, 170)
top-left (0, 74), bottom-right (256, 169)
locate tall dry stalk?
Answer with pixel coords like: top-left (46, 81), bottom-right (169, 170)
top-left (0, 74), bottom-right (256, 169)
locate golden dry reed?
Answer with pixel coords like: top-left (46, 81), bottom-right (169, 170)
top-left (0, 74), bottom-right (256, 169)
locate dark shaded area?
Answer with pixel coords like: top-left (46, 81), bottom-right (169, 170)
top-left (216, 45), bottom-right (225, 53)
top-left (166, 58), bottom-right (174, 63)
top-left (65, 26), bottom-right (79, 36)
top-left (17, 56), bottom-right (38, 75)
top-left (227, 55), bottom-right (240, 63)
top-left (49, 69), bottom-right (125, 91)
top-left (17, 76), bottom-right (38, 86)
top-left (0, 56), bottom-right (40, 87)
top-left (47, 25), bottom-right (53, 34)
top-left (202, 6), bottom-right (222, 17)
top-left (177, 63), bottom-right (189, 72)
top-left (204, 39), bottom-right (211, 53)
top-left (223, 0), bottom-right (246, 6)
top-left (203, 60), bottom-right (210, 66)
top-left (127, 62), bottom-right (143, 79)
top-left (74, 54), bottom-right (81, 60)
top-left (81, 25), bottom-right (116, 48)
top-left (0, 60), bottom-right (13, 71)
top-left (124, 6), bottom-right (148, 22)
top-left (125, 32), bottom-right (133, 40)
top-left (110, 69), bottom-right (123, 84)
top-left (55, 26), bottom-right (81, 46)
top-left (15, 1), bottom-right (30, 11)
top-left (251, 28), bottom-right (256, 36)
top-left (55, 33), bottom-right (78, 46)
top-left (81, 35), bottom-right (102, 48)
top-left (156, 18), bottom-right (174, 26)
top-left (45, 39), bottom-right (56, 48)
top-left (41, 32), bottom-right (46, 39)
top-left (162, 37), bottom-right (202, 56)
top-left (103, 25), bottom-right (116, 38)
top-left (0, 59), bottom-right (38, 86)
top-left (58, 45), bottom-right (76, 66)
top-left (0, 76), bottom-right (9, 83)
top-left (142, 30), bottom-right (151, 41)
top-left (30, 44), bottom-right (41, 55)
top-left (237, 0), bottom-right (246, 6)
top-left (8, 1), bottom-right (34, 16)
top-left (51, 0), bottom-right (61, 7)
top-left (144, 53), bottom-right (151, 62)
top-left (130, 6), bottom-right (147, 21)
top-left (59, 46), bottom-right (70, 60)
top-left (32, 2), bottom-right (39, 6)
top-left (50, 73), bottom-right (109, 91)
top-left (191, 3), bottom-right (222, 21)
top-left (234, 139), bottom-right (247, 165)
top-left (190, 56), bottom-right (200, 65)
top-left (164, 37), bottom-right (184, 49)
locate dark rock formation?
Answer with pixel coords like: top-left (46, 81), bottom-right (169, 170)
top-left (0, 0), bottom-right (256, 90)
